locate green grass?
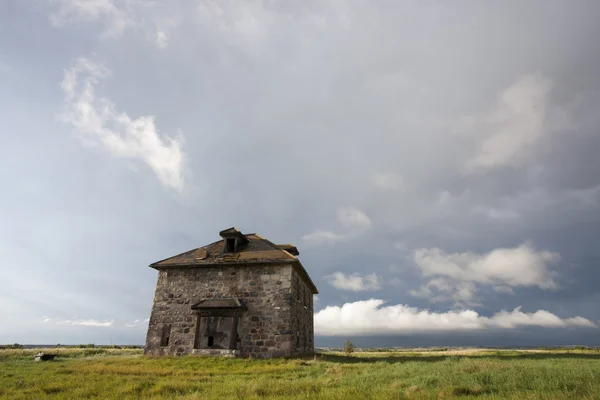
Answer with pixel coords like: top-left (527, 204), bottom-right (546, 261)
top-left (0, 347), bottom-right (142, 361)
top-left (1, 348), bottom-right (600, 399)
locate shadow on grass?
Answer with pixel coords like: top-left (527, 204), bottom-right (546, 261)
top-left (315, 352), bottom-right (600, 364)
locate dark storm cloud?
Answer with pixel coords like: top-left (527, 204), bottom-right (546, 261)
top-left (1, 0), bottom-right (599, 344)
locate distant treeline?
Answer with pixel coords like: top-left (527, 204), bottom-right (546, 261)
top-left (537, 346), bottom-right (600, 352)
top-left (0, 344), bottom-right (143, 350)
top-left (0, 344), bottom-right (24, 350)
top-left (317, 345), bottom-right (600, 353)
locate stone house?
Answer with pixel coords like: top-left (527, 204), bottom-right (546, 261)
top-left (145, 227), bottom-right (318, 358)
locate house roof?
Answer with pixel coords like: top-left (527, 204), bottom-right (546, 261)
top-left (149, 228), bottom-right (318, 294)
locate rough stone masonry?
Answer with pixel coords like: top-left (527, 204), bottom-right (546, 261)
top-left (144, 227), bottom-right (318, 358)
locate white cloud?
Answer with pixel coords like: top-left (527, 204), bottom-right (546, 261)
top-left (55, 318), bottom-right (114, 327)
top-left (409, 243), bottom-right (560, 305)
top-left (42, 317), bottom-right (52, 323)
top-left (372, 173), bottom-right (403, 191)
top-left (155, 29), bottom-right (168, 48)
top-left (60, 58), bottom-right (186, 191)
top-left (314, 299), bottom-right (596, 336)
top-left (409, 278), bottom-right (479, 307)
top-left (48, 0), bottom-right (133, 38)
top-left (465, 74), bottom-right (552, 173)
top-left (125, 319), bottom-right (141, 328)
top-left (326, 272), bottom-right (382, 292)
top-left (303, 207), bottom-right (371, 245)
top-left (48, 0), bottom-right (179, 47)
top-left (337, 206), bottom-right (372, 231)
top-left (301, 230), bottom-right (344, 245)
top-left (413, 243), bottom-right (560, 289)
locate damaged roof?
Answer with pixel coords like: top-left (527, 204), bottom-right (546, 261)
top-left (149, 228), bottom-right (318, 293)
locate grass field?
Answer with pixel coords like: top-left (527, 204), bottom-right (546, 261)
top-left (1, 348), bottom-right (600, 399)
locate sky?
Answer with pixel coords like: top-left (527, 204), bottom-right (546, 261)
top-left (1, 0), bottom-right (600, 347)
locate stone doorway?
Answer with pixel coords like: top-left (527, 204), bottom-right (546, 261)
top-left (191, 299), bottom-right (245, 353)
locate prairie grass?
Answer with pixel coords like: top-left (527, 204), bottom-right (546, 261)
top-left (0, 347), bottom-right (141, 361)
top-left (1, 348), bottom-right (600, 399)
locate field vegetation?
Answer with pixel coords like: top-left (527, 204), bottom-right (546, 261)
top-left (1, 347), bottom-right (600, 399)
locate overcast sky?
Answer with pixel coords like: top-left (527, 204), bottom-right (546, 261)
top-left (2, 0), bottom-right (600, 346)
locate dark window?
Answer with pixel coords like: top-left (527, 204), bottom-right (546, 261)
top-left (207, 336), bottom-right (214, 347)
top-left (225, 238), bottom-right (236, 253)
top-left (160, 324), bottom-right (171, 347)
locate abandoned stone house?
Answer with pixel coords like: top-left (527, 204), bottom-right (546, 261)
top-left (145, 227), bottom-right (318, 358)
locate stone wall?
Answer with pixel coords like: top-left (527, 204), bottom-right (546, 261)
top-left (145, 262), bottom-right (313, 358)
top-left (290, 267), bottom-right (315, 355)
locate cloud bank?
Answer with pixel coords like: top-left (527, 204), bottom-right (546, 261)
top-left (315, 299), bottom-right (596, 336)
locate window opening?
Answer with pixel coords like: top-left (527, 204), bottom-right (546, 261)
top-left (225, 238), bottom-right (236, 253)
top-left (160, 324), bottom-right (171, 347)
top-left (207, 336), bottom-right (214, 347)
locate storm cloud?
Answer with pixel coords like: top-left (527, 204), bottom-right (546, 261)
top-left (1, 0), bottom-right (600, 346)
